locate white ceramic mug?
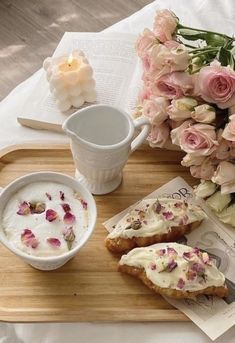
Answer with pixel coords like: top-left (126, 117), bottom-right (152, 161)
top-left (63, 104), bottom-right (151, 195)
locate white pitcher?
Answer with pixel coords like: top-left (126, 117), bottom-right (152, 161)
top-left (62, 104), bottom-right (151, 195)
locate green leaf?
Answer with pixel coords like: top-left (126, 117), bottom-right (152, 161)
top-left (217, 47), bottom-right (234, 68)
top-left (177, 28), bottom-right (208, 41)
top-left (205, 33), bottom-right (227, 47)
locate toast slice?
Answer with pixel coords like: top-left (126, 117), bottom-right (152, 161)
top-left (106, 198), bottom-right (205, 254)
top-left (118, 243), bottom-right (228, 299)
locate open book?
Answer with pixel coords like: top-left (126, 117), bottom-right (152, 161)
top-left (18, 32), bottom-right (141, 132)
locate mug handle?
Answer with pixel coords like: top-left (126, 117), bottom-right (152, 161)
top-left (131, 117), bottom-right (151, 152)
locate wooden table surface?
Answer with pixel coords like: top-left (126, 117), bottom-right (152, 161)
top-left (0, 0), bottom-right (152, 100)
top-left (0, 145), bottom-right (197, 322)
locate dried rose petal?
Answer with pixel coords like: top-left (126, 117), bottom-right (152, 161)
top-left (17, 202), bottom-right (30, 215)
top-left (30, 202), bottom-right (46, 214)
top-left (186, 269), bottom-right (197, 281)
top-left (183, 251), bottom-right (194, 261)
top-left (60, 191), bottom-right (65, 201)
top-left (125, 220), bottom-right (142, 230)
top-left (201, 252), bottom-right (212, 265)
top-left (167, 247), bottom-right (177, 257)
top-left (174, 202), bottom-right (183, 208)
top-left (153, 200), bottom-right (162, 214)
top-left (149, 262), bottom-right (156, 270)
top-left (177, 278), bottom-right (185, 289)
top-left (63, 227), bottom-right (75, 250)
top-left (157, 248), bottom-right (166, 256)
top-left (46, 209), bottom-right (58, 222)
top-left (80, 199), bottom-right (88, 210)
top-left (21, 229), bottom-right (39, 249)
top-left (166, 260), bottom-right (178, 272)
top-left (162, 211), bottom-right (174, 220)
top-left (191, 263), bottom-right (205, 276)
top-left (193, 247), bottom-right (200, 256)
top-left (46, 192), bottom-right (52, 200)
top-left (61, 203), bottom-right (71, 213)
top-left (64, 212), bottom-right (76, 225)
top-left (47, 238), bottom-right (61, 248)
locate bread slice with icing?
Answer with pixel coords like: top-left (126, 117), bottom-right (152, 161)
top-left (118, 243), bottom-right (228, 299)
top-left (105, 198), bottom-right (205, 254)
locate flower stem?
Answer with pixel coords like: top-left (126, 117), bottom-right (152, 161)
top-left (177, 24), bottom-right (234, 41)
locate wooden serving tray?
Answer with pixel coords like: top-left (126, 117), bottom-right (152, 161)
top-left (0, 144), bottom-right (197, 322)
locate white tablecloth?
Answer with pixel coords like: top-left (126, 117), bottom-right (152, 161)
top-left (1, 0), bottom-right (235, 341)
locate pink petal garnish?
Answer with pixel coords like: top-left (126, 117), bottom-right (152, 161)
top-left (177, 278), bottom-right (185, 289)
top-left (167, 247), bottom-right (177, 256)
top-left (166, 260), bottom-right (178, 272)
top-left (149, 262), bottom-right (156, 270)
top-left (157, 248), bottom-right (166, 256)
top-left (80, 199), bottom-right (88, 210)
top-left (61, 203), bottom-right (71, 213)
top-left (162, 211), bottom-right (174, 220)
top-left (153, 200), bottom-right (163, 214)
top-left (174, 202), bottom-right (183, 208)
top-left (183, 251), bottom-right (194, 261)
top-left (46, 209), bottom-right (58, 222)
top-left (17, 202), bottom-right (30, 215)
top-left (191, 262), bottom-right (205, 276)
top-left (201, 252), bottom-right (212, 265)
top-left (186, 269), bottom-right (197, 281)
top-left (47, 238), bottom-right (61, 248)
top-left (193, 247), bottom-right (200, 256)
top-left (46, 192), bottom-right (52, 200)
top-left (60, 191), bottom-right (65, 201)
top-left (64, 212), bottom-right (76, 225)
top-left (21, 229), bottom-right (39, 248)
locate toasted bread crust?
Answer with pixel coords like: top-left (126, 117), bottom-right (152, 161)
top-left (118, 264), bottom-right (228, 299)
top-left (106, 220), bottom-right (201, 254)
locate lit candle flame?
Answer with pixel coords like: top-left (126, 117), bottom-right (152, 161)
top-left (67, 53), bottom-right (73, 66)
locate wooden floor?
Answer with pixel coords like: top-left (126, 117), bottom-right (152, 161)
top-left (0, 0), bottom-right (152, 100)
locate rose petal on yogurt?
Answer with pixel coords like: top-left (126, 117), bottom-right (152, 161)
top-left (46, 192), bottom-right (52, 200)
top-left (61, 203), bottom-right (71, 213)
top-left (17, 201), bottom-right (30, 215)
top-left (60, 191), bottom-right (65, 201)
top-left (30, 202), bottom-right (46, 214)
top-left (80, 199), bottom-right (88, 210)
top-left (46, 209), bottom-right (58, 222)
top-left (64, 212), bottom-right (76, 225)
top-left (162, 211), bottom-right (174, 220)
top-left (63, 227), bottom-right (75, 250)
top-left (47, 238), bottom-right (61, 248)
top-left (21, 229), bottom-right (39, 248)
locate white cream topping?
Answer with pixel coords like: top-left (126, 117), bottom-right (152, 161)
top-left (120, 243), bottom-right (225, 291)
top-left (108, 198), bottom-right (205, 239)
top-left (2, 182), bottom-right (89, 257)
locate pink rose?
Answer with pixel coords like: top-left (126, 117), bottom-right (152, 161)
top-left (153, 9), bottom-right (178, 43)
top-left (222, 114), bottom-right (235, 141)
top-left (192, 104), bottom-right (216, 124)
top-left (142, 97), bottom-right (169, 124)
top-left (147, 122), bottom-right (170, 148)
top-left (190, 158), bottom-right (217, 180)
top-left (211, 130), bottom-right (231, 160)
top-left (212, 161), bottom-right (235, 194)
top-left (197, 61), bottom-right (235, 109)
top-left (138, 86), bottom-right (152, 105)
top-left (135, 28), bottom-right (157, 58)
top-left (151, 72), bottom-right (194, 99)
top-left (167, 97), bottom-right (197, 121)
top-left (171, 119), bottom-right (193, 146)
top-left (145, 43), bottom-right (190, 80)
top-left (181, 154), bottom-right (205, 167)
top-left (171, 122), bottom-right (218, 156)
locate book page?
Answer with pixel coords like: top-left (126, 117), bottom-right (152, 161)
top-left (103, 177), bottom-right (235, 341)
top-left (19, 32), bottom-right (138, 130)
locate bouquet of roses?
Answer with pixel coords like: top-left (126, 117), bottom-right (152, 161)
top-left (134, 9), bottom-right (235, 226)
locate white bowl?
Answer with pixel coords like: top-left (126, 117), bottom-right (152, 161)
top-left (0, 172), bottom-right (97, 271)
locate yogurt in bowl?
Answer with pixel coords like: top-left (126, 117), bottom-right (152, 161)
top-left (0, 172), bottom-right (97, 270)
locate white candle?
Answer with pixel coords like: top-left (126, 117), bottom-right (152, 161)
top-left (43, 50), bottom-right (96, 112)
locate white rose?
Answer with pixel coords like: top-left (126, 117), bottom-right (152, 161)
top-left (194, 180), bottom-right (217, 198)
top-left (206, 191), bottom-right (231, 213)
top-left (218, 203), bottom-right (235, 226)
